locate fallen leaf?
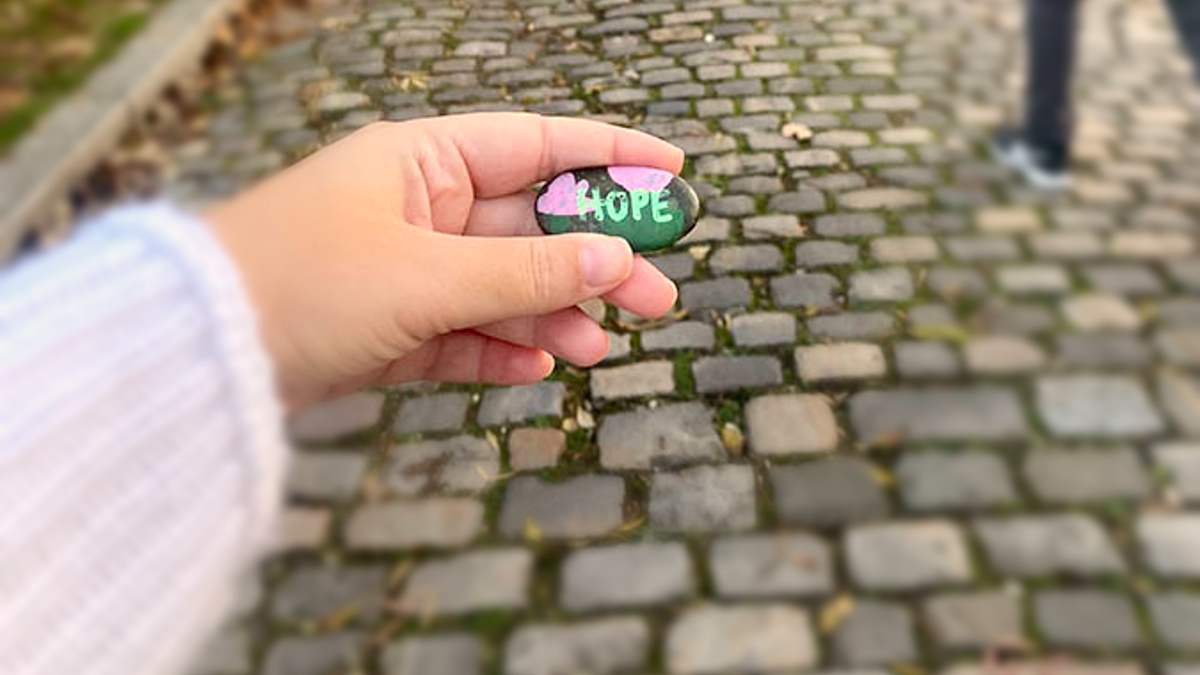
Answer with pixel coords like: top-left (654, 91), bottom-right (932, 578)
top-left (561, 417), bottom-right (580, 432)
top-left (721, 423), bottom-right (745, 456)
top-left (870, 465), bottom-right (895, 488)
top-left (818, 593), bottom-right (854, 634)
top-left (868, 430), bottom-right (906, 451)
top-left (485, 430), bottom-right (500, 452)
top-left (576, 407), bottom-right (596, 429)
top-left (524, 517), bottom-right (543, 543)
top-left (317, 603), bottom-right (360, 632)
top-left (387, 559), bottom-right (416, 590)
top-left (687, 245), bottom-right (711, 261)
top-left (617, 515), bottom-right (646, 533)
top-left (781, 122), bottom-right (813, 141)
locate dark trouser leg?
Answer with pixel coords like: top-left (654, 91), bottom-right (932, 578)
top-left (1024, 0), bottom-right (1083, 153)
top-left (1166, 0), bottom-right (1200, 81)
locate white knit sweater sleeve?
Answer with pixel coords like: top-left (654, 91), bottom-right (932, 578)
top-left (0, 204), bottom-right (288, 675)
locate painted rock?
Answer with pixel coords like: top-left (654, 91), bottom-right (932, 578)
top-left (534, 166), bottom-right (701, 252)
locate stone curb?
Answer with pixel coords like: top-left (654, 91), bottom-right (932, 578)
top-left (0, 0), bottom-right (247, 258)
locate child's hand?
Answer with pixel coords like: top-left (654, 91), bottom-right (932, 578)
top-left (205, 113), bottom-right (683, 411)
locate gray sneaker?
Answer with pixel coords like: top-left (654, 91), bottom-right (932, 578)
top-left (992, 129), bottom-right (1071, 191)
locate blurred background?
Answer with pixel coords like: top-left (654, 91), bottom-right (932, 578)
top-left (4, 0), bottom-right (1200, 674)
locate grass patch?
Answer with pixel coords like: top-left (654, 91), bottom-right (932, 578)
top-left (0, 0), bottom-right (168, 154)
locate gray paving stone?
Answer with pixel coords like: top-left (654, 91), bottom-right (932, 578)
top-left (846, 521), bottom-right (972, 590)
top-left (838, 188), bottom-right (928, 210)
top-left (263, 632), bottom-right (364, 675)
top-left (894, 341), bottom-right (960, 380)
top-left (927, 267), bottom-right (989, 299)
top-left (693, 356), bottom-right (782, 393)
top-left (945, 236), bottom-right (1021, 262)
top-left (785, 148), bottom-right (841, 168)
top-left (648, 252), bottom-right (696, 281)
top-left (1138, 514), bottom-right (1200, 579)
top-left (849, 268), bottom-right (914, 303)
top-left (1024, 448), bottom-right (1151, 505)
top-left (924, 591), bottom-right (1024, 651)
top-left (795, 241), bottom-right (859, 267)
top-left (730, 312), bottom-right (797, 346)
top-left (834, 601), bottom-right (917, 667)
top-left (477, 383), bottom-right (566, 427)
top-left (1035, 590), bottom-right (1141, 648)
top-left (768, 190), bottom-right (827, 214)
top-left (345, 499), bottom-right (483, 551)
top-left (680, 277), bottom-right (752, 310)
top-left (1036, 376), bottom-right (1165, 438)
top-left (1157, 329), bottom-right (1200, 367)
top-left (602, 331), bottom-right (633, 363)
top-left (745, 393), bottom-right (839, 456)
top-left (770, 272), bottom-right (841, 309)
top-left (1057, 334), bottom-right (1153, 369)
top-left (665, 605), bottom-right (817, 675)
top-left (383, 435), bottom-right (500, 496)
top-left (743, 214), bottom-right (807, 239)
top-left (288, 391), bottom-right (385, 443)
top-left (963, 336), bottom-right (1046, 375)
top-left (1159, 370), bottom-right (1200, 437)
top-left (897, 452), bottom-right (1016, 512)
top-left (808, 312), bottom-right (895, 341)
top-left (382, 634), bottom-right (482, 675)
top-left (771, 458), bottom-right (889, 528)
top-left (974, 515), bottom-right (1125, 577)
top-left (505, 619), bottom-right (649, 675)
top-left (560, 543), bottom-right (694, 612)
top-left (870, 236), bottom-right (939, 263)
top-left (710, 533), bottom-right (834, 599)
top-left (641, 322), bottom-right (715, 352)
top-left (499, 475), bottom-right (624, 540)
top-left (1082, 263), bottom-right (1165, 296)
top-left (272, 565), bottom-right (386, 623)
top-left (590, 361), bottom-right (675, 400)
top-left (274, 506), bottom-right (330, 553)
top-left (1148, 593), bottom-right (1200, 649)
top-left (509, 428), bottom-right (565, 471)
top-left (1154, 443), bottom-right (1200, 504)
top-left (709, 244), bottom-right (785, 274)
top-left (795, 342), bottom-right (887, 382)
top-left (394, 393), bottom-right (470, 434)
top-left (650, 465), bottom-right (757, 534)
top-left (286, 450), bottom-right (367, 503)
top-left (397, 549), bottom-right (532, 617)
top-left (814, 214), bottom-right (887, 237)
top-left (850, 387), bottom-right (1027, 443)
top-left (1061, 294), bottom-right (1142, 331)
top-left (597, 402), bottom-right (724, 469)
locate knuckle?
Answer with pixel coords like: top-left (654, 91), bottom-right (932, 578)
top-left (525, 239), bottom-right (559, 309)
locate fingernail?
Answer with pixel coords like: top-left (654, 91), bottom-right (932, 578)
top-left (580, 237), bottom-right (632, 289)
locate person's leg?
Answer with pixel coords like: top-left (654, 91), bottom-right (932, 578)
top-left (1166, 0), bottom-right (1200, 82)
top-left (1023, 0), bottom-right (1082, 155)
top-left (994, 0), bottom-right (1082, 189)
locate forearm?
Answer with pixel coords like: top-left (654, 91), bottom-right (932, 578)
top-left (0, 204), bottom-right (288, 675)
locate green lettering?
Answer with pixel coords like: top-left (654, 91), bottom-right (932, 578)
top-left (605, 191), bottom-right (629, 222)
top-left (630, 189), bottom-right (651, 221)
top-left (577, 187), bottom-right (603, 221)
top-left (651, 190), bottom-right (673, 223)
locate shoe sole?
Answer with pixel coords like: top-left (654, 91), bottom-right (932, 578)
top-left (991, 140), bottom-right (1072, 191)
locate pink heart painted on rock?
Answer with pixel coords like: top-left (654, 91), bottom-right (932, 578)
top-left (607, 166), bottom-right (674, 193)
top-left (536, 172), bottom-right (588, 215)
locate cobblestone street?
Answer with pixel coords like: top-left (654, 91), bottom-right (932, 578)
top-left (178, 0), bottom-right (1200, 673)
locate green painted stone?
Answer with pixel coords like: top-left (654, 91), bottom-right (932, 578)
top-left (534, 166), bottom-right (701, 252)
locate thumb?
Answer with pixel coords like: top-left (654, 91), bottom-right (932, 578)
top-left (408, 228), bottom-right (634, 331)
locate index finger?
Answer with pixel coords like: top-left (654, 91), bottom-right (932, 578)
top-left (415, 112), bottom-right (686, 199)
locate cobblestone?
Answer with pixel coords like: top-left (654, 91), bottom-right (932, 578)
top-left (1036, 376), bottom-right (1165, 438)
top-left (709, 533), bottom-right (834, 599)
top-left (693, 356), bottom-right (782, 393)
top-left (272, 565), bottom-right (386, 623)
top-left (598, 402), bottom-right (724, 469)
top-left (847, 521), bottom-right (972, 590)
top-left (897, 452), bottom-right (1016, 512)
top-left (1035, 590), bottom-right (1141, 648)
top-left (730, 312), bottom-right (796, 346)
top-left (345, 499), bottom-right (483, 551)
top-left (665, 605), bottom-right (817, 675)
top-left (1024, 448), bottom-right (1151, 505)
top-left (286, 451), bottom-right (367, 503)
top-left (834, 600), bottom-right (917, 667)
top-left (506, 618), bottom-right (649, 675)
top-left (560, 543), bottom-right (694, 612)
top-left (1148, 593), bottom-right (1200, 650)
top-left (397, 549), bottom-right (532, 617)
top-left (1138, 515), bottom-right (1200, 579)
top-left (975, 515), bottom-right (1125, 577)
top-left (383, 435), bottom-right (499, 496)
top-left (924, 591), bottom-right (1023, 651)
top-left (795, 343), bottom-right (887, 382)
top-left (477, 383), bottom-right (565, 427)
top-left (650, 465), bottom-right (756, 533)
top-left (393, 393), bottom-right (470, 434)
top-left (772, 458), bottom-right (889, 528)
top-left (382, 634), bottom-right (482, 675)
top-left (850, 387), bottom-right (1027, 443)
top-left (499, 475), bottom-right (624, 540)
top-left (508, 428), bottom-right (565, 471)
top-left (590, 361), bottom-right (675, 400)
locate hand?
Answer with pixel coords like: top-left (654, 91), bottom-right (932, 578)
top-left (205, 113), bottom-right (684, 412)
